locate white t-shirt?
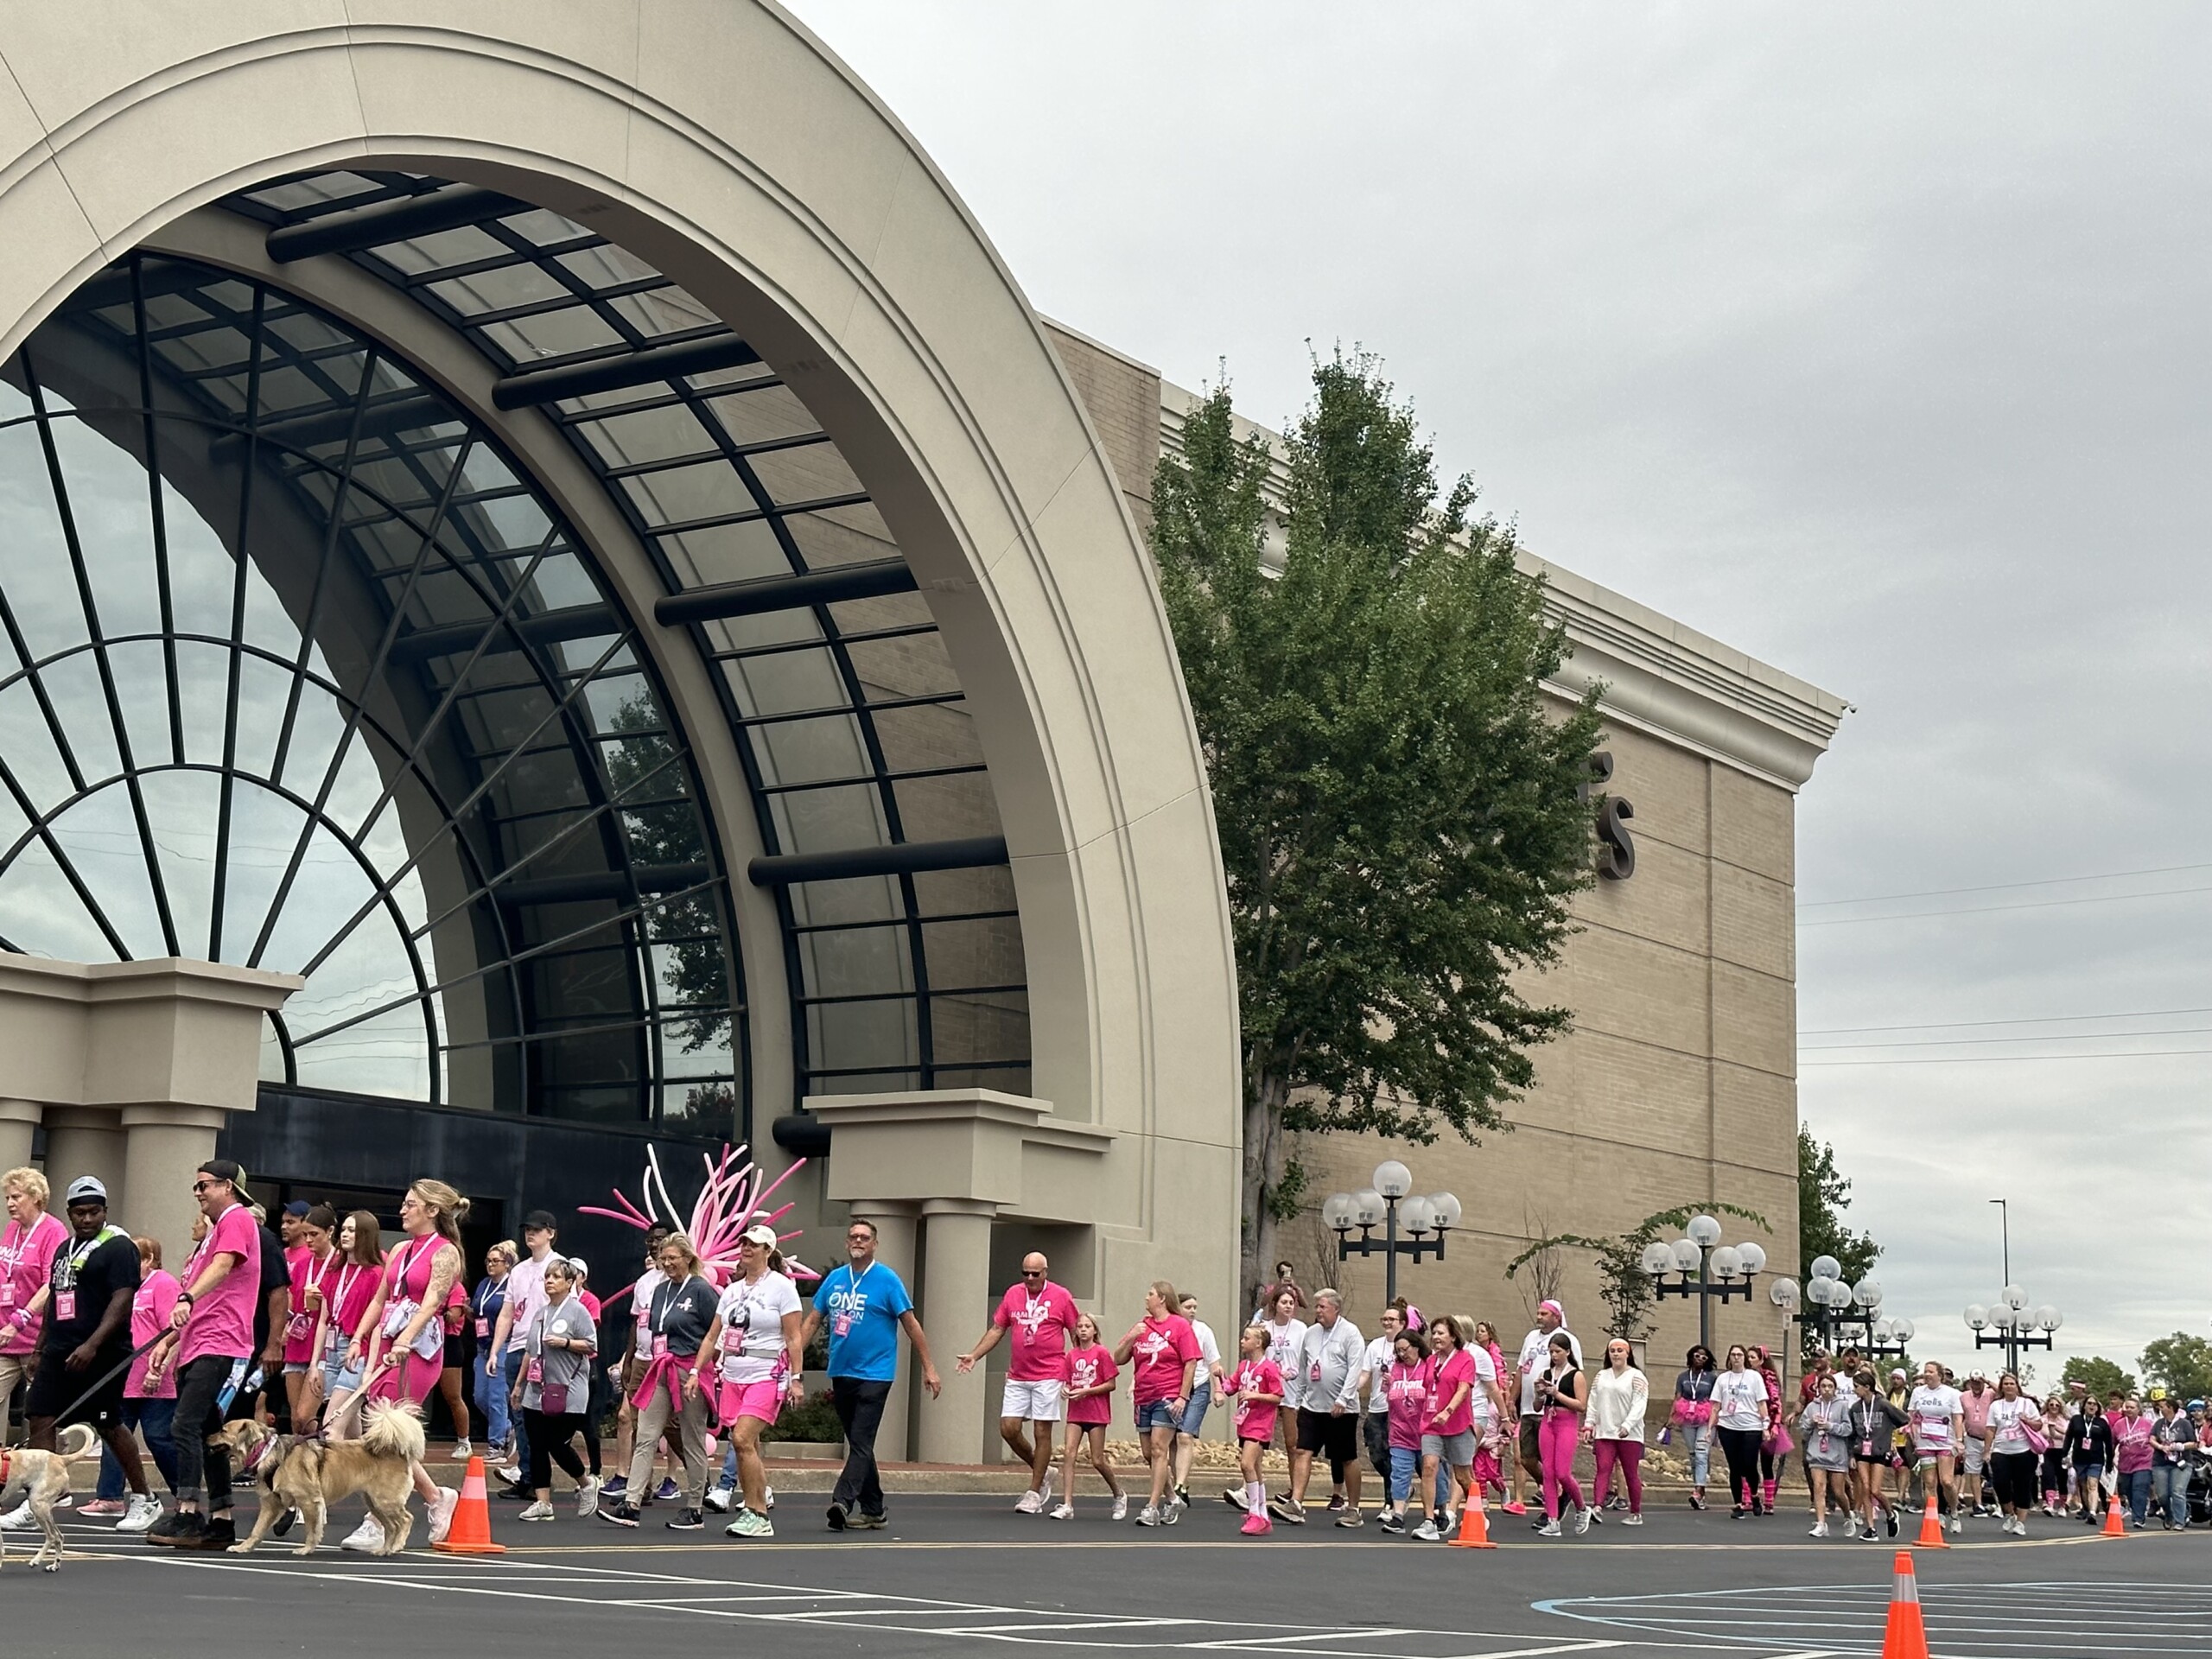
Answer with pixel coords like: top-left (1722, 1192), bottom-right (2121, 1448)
top-left (1986, 1395), bottom-right (2036, 1455)
top-left (1190, 1319), bottom-right (1222, 1375)
top-left (1518, 1326), bottom-right (1583, 1415)
top-left (1713, 1369), bottom-right (1769, 1432)
top-left (1910, 1383), bottom-right (1964, 1452)
top-left (631, 1265), bottom-right (666, 1344)
top-left (1469, 1344), bottom-right (1500, 1429)
top-left (1361, 1336), bottom-right (1394, 1414)
top-left (1264, 1317), bottom-right (1308, 1410)
top-left (714, 1270), bottom-right (801, 1384)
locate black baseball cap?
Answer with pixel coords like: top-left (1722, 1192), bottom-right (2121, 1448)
top-left (197, 1159), bottom-right (247, 1188)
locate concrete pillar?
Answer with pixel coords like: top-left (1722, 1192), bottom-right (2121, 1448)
top-left (121, 1105), bottom-right (226, 1270)
top-left (41, 1105), bottom-right (125, 1210)
top-left (916, 1198), bottom-right (995, 1465)
top-left (0, 1097), bottom-right (38, 1177)
top-left (847, 1200), bottom-right (919, 1462)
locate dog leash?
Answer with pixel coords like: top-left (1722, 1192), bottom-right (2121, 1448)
top-left (41, 1328), bottom-right (175, 1430)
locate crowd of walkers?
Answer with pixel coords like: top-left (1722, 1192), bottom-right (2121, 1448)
top-left (9, 1166), bottom-right (2210, 1548)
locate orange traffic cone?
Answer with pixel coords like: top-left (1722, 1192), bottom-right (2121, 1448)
top-left (434, 1456), bottom-right (507, 1555)
top-left (1912, 1493), bottom-right (1949, 1549)
top-left (2101, 1493), bottom-right (2127, 1538)
top-left (1447, 1489), bottom-right (1497, 1548)
top-left (1880, 1550), bottom-right (1931, 1659)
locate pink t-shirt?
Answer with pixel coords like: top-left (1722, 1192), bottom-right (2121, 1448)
top-left (1129, 1313), bottom-right (1200, 1405)
top-left (127, 1269), bottom-right (181, 1399)
top-left (1431, 1346), bottom-right (1479, 1437)
top-left (1065, 1343), bottom-right (1118, 1426)
top-left (324, 1261), bottom-right (380, 1354)
top-left (1229, 1357), bottom-right (1285, 1442)
top-left (1386, 1358), bottom-right (1433, 1449)
top-left (994, 1280), bottom-right (1081, 1382)
top-left (285, 1248), bottom-right (340, 1365)
top-left (0, 1211), bottom-right (66, 1355)
top-left (178, 1203), bottom-right (263, 1366)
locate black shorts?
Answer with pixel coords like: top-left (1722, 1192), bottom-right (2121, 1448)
top-left (443, 1332), bottom-right (467, 1369)
top-left (1295, 1408), bottom-right (1357, 1470)
top-left (25, 1347), bottom-right (126, 1428)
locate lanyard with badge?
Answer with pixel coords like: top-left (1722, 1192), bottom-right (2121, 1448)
top-left (325, 1264), bottom-right (363, 1354)
top-left (289, 1250), bottom-right (334, 1344)
top-left (475, 1274), bottom-right (500, 1340)
top-left (649, 1276), bottom-right (699, 1358)
top-left (52, 1225), bottom-right (120, 1323)
top-left (0, 1217), bottom-right (41, 1310)
top-left (830, 1263), bottom-right (874, 1340)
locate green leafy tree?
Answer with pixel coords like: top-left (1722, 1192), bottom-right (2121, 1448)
top-left (2139, 1332), bottom-right (2212, 1401)
top-left (2062, 1355), bottom-right (2136, 1400)
top-left (1504, 1202), bottom-right (1768, 1342)
top-left (1799, 1127), bottom-right (1881, 1284)
top-left (1152, 353), bottom-right (1605, 1294)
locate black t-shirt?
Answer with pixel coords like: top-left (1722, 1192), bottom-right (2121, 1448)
top-left (42, 1229), bottom-right (142, 1356)
top-left (647, 1275), bottom-right (721, 1359)
top-left (251, 1224), bottom-right (288, 1357)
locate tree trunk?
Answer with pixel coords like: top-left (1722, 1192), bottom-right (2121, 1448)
top-left (1241, 1071), bottom-right (1290, 1310)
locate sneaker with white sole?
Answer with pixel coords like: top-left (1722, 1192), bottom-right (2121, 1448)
top-left (1135, 1505), bottom-right (1160, 1526)
top-left (705, 1483), bottom-right (734, 1514)
top-left (1574, 1505), bottom-right (1594, 1535)
top-left (724, 1507), bottom-right (773, 1539)
top-left (450, 1438), bottom-right (472, 1462)
top-left (1623, 1513), bottom-right (1644, 1526)
top-left (118, 1494), bottom-right (164, 1534)
top-left (1536, 1517), bottom-right (1562, 1537)
top-left (1014, 1488), bottom-right (1044, 1515)
top-left (765, 1484), bottom-right (775, 1510)
top-left (575, 1475), bottom-right (601, 1519)
top-left (429, 1486), bottom-right (460, 1545)
top-left (1111, 1494), bottom-right (1128, 1521)
top-left (1163, 1497), bottom-right (1184, 1526)
top-left (1039, 1467), bottom-right (1055, 1506)
top-left (1411, 1519), bottom-right (1441, 1541)
top-left (1049, 1502), bottom-right (1074, 1520)
top-left (340, 1516), bottom-right (385, 1552)
top-left (0, 1502), bottom-right (37, 1530)
top-left (1809, 1521), bottom-right (1829, 1537)
top-left (518, 1500), bottom-right (556, 1522)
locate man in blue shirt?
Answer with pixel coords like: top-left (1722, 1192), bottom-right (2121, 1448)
top-left (800, 1217), bottom-right (942, 1532)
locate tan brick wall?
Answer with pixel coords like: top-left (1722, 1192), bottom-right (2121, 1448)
top-left (1041, 322), bottom-right (1160, 534)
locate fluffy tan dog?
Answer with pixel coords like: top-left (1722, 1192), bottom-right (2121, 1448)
top-left (0, 1423), bottom-right (102, 1572)
top-left (213, 1400), bottom-right (426, 1556)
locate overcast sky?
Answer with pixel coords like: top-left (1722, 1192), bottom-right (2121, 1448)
top-left (787, 2), bottom-right (2212, 1383)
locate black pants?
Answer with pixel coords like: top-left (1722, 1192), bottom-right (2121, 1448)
top-left (174, 1354), bottom-right (246, 1510)
top-left (1989, 1449), bottom-right (2039, 1511)
top-left (830, 1377), bottom-right (893, 1517)
top-left (523, 1408), bottom-right (588, 1493)
top-left (1363, 1410), bottom-right (1390, 1482)
top-left (1717, 1426), bottom-right (1764, 1509)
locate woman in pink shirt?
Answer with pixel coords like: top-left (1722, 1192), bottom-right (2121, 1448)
top-left (282, 1205), bottom-right (338, 1438)
top-left (314, 1211), bottom-right (384, 1433)
top-left (1220, 1324), bottom-right (1286, 1535)
top-left (1053, 1313), bottom-right (1125, 1521)
top-left (86, 1235), bottom-right (182, 1531)
top-left (0, 1166), bottom-right (67, 1405)
top-left (1115, 1280), bottom-right (1199, 1527)
top-left (1378, 1328), bottom-right (1432, 1535)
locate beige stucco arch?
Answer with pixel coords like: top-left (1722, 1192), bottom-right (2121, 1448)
top-left (0, 3), bottom-right (1242, 1451)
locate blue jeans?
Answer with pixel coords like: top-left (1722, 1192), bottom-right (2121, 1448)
top-left (2121, 1465), bottom-right (2152, 1525)
top-left (502, 1349), bottom-right (529, 1475)
top-left (1683, 1423), bottom-right (1712, 1487)
top-left (96, 1397), bottom-right (178, 1499)
top-left (474, 1351), bottom-right (512, 1450)
top-left (1386, 1445), bottom-right (1452, 1511)
top-left (2153, 1460), bottom-right (2190, 1527)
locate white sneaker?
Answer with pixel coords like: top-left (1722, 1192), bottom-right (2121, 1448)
top-left (1574, 1504), bottom-right (1593, 1535)
top-left (1049, 1502), bottom-right (1074, 1520)
top-left (1163, 1496), bottom-right (1184, 1526)
top-left (575, 1475), bottom-right (601, 1520)
top-left (1135, 1504), bottom-right (1160, 1526)
top-left (1111, 1493), bottom-right (1128, 1521)
top-left (765, 1484), bottom-right (775, 1511)
top-left (518, 1500), bottom-right (556, 1522)
top-left (1536, 1518), bottom-right (1562, 1537)
top-left (1949, 1511), bottom-right (1962, 1535)
top-left (1411, 1519), bottom-right (1442, 1541)
top-left (704, 1484), bottom-right (734, 1514)
top-left (1622, 1513), bottom-right (1643, 1526)
top-left (1014, 1488), bottom-right (1044, 1515)
top-left (118, 1495), bottom-right (163, 1534)
top-left (340, 1516), bottom-right (385, 1553)
top-left (1039, 1466), bottom-right (1055, 1506)
top-left (450, 1438), bottom-right (472, 1462)
top-left (0, 1502), bottom-right (34, 1530)
top-left (429, 1486), bottom-right (459, 1545)
top-left (1809, 1522), bottom-right (1829, 1537)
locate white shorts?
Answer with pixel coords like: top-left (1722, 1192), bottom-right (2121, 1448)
top-left (1961, 1440), bottom-right (1986, 1475)
top-left (1001, 1378), bottom-right (1065, 1422)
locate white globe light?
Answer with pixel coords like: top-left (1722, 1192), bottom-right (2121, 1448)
top-left (2034, 1305), bottom-right (2060, 1332)
top-left (1965, 1304), bottom-right (1988, 1331)
top-left (1808, 1275), bottom-right (1840, 1307)
top-left (1688, 1215), bottom-right (1723, 1248)
top-left (1873, 1319), bottom-right (1895, 1343)
top-left (2002, 1283), bottom-right (2028, 1311)
top-left (1769, 1277), bottom-right (1801, 1310)
top-left (1671, 1238), bottom-right (1702, 1272)
top-left (1353, 1188), bottom-right (1385, 1227)
top-left (1738, 1242), bottom-right (1768, 1274)
top-left (1710, 1245), bottom-right (1744, 1278)
top-left (1993, 1306), bottom-right (2018, 1331)
top-left (1399, 1197), bottom-right (1437, 1236)
top-left (1642, 1242), bottom-right (1676, 1276)
top-left (1429, 1192), bottom-right (1463, 1230)
top-left (1853, 1279), bottom-right (1883, 1310)
top-left (1373, 1160), bottom-right (1414, 1200)
top-left (1322, 1192), bottom-right (1357, 1231)
top-left (1895, 1319), bottom-right (1916, 1343)
top-left (1810, 1255), bottom-right (1843, 1283)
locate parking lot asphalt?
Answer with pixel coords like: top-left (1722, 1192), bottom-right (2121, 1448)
top-left (6, 1491), bottom-right (2207, 1658)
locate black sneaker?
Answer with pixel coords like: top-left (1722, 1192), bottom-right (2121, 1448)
top-left (598, 1501), bottom-right (641, 1529)
top-left (176, 1515), bottom-right (235, 1551)
top-left (147, 1509), bottom-right (202, 1548)
top-left (825, 1500), bottom-right (848, 1532)
top-left (495, 1482), bottom-right (533, 1503)
top-left (1378, 1512), bottom-right (1405, 1534)
top-left (665, 1508), bottom-right (704, 1531)
top-left (271, 1507), bottom-right (297, 1539)
top-left (1886, 1510), bottom-right (1900, 1538)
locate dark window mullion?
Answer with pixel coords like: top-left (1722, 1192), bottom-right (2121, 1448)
top-left (209, 288), bottom-right (267, 958)
top-left (130, 256), bottom-right (187, 766)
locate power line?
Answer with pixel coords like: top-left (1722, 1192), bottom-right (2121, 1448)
top-left (1801, 1048), bottom-right (2212, 1067)
top-left (1803, 1005), bottom-right (2212, 1036)
top-left (1803, 1026), bottom-right (2212, 1052)
top-left (1797, 883), bottom-right (2212, 927)
top-left (1798, 861), bottom-right (2212, 909)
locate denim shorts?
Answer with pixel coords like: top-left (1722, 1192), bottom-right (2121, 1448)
top-left (1135, 1398), bottom-right (1180, 1433)
top-left (322, 1349), bottom-right (365, 1395)
top-left (1177, 1382), bottom-right (1211, 1436)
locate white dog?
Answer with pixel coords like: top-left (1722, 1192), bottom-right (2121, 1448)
top-left (0, 1423), bottom-right (102, 1572)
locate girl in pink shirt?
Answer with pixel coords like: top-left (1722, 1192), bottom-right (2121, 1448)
top-left (1053, 1314), bottom-right (1124, 1520)
top-left (315, 1211), bottom-right (385, 1433)
top-left (283, 1205), bottom-right (338, 1435)
top-left (1222, 1325), bottom-right (1286, 1535)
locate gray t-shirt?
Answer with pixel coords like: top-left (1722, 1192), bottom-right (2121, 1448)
top-left (522, 1296), bottom-right (597, 1413)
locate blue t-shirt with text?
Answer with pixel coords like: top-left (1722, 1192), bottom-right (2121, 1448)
top-left (812, 1261), bottom-right (913, 1381)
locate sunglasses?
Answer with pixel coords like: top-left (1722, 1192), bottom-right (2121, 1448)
top-left (1021, 1268), bottom-right (1046, 1279)
top-left (191, 1179), bottom-right (226, 1194)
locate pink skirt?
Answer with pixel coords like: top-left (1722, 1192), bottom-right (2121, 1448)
top-left (366, 1347), bottom-right (441, 1409)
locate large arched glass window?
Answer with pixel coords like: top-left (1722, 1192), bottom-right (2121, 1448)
top-left (0, 254), bottom-right (743, 1132)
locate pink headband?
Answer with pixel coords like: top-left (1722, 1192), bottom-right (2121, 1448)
top-left (1538, 1300), bottom-right (1564, 1319)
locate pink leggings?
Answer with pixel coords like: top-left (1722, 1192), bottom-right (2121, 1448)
top-left (1592, 1438), bottom-right (1643, 1515)
top-left (1539, 1411), bottom-right (1585, 1520)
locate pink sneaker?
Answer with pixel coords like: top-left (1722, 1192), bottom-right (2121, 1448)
top-left (1501, 1500), bottom-right (1527, 1516)
top-left (77, 1499), bottom-right (128, 1517)
top-left (1239, 1510), bottom-right (1273, 1535)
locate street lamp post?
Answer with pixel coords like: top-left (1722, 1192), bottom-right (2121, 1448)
top-left (1323, 1161), bottom-right (1461, 1304)
top-left (1965, 1286), bottom-right (2062, 1375)
top-left (1783, 1258), bottom-right (1914, 1361)
top-left (1643, 1215), bottom-right (1768, 1353)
